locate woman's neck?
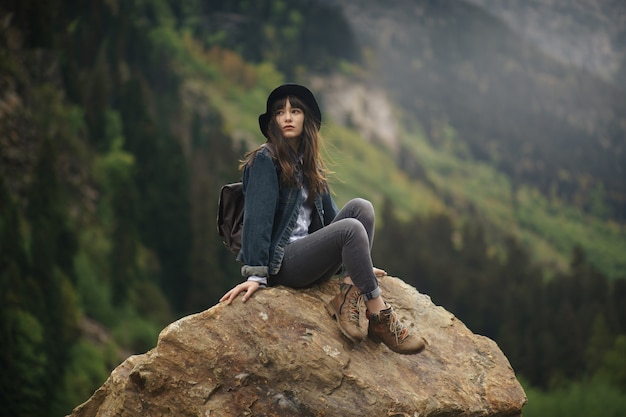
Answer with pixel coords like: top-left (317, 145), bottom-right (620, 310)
top-left (287, 137), bottom-right (301, 153)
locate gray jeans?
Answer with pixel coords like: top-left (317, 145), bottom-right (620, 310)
top-left (270, 198), bottom-right (381, 300)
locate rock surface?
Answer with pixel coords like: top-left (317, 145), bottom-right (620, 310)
top-left (69, 276), bottom-right (527, 417)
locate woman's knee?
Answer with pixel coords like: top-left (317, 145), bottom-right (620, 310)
top-left (347, 198), bottom-right (374, 220)
top-left (339, 217), bottom-right (369, 241)
top-left (348, 197), bottom-right (373, 211)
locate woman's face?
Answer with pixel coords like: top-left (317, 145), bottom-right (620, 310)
top-left (274, 98), bottom-right (304, 141)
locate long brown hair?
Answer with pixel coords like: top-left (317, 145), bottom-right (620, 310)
top-left (241, 95), bottom-right (330, 200)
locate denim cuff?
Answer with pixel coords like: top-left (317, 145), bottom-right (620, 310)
top-left (362, 286), bottom-right (381, 301)
top-left (241, 265), bottom-right (269, 278)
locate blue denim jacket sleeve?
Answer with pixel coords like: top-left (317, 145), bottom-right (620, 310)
top-left (321, 189), bottom-right (339, 226)
top-left (239, 150), bottom-right (279, 277)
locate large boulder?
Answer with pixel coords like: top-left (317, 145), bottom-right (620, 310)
top-left (69, 276), bottom-right (527, 416)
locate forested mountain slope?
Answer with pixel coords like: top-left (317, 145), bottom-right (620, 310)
top-left (325, 0), bottom-right (626, 223)
top-left (466, 0), bottom-right (626, 88)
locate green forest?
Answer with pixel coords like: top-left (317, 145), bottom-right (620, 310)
top-left (1, 1), bottom-right (625, 416)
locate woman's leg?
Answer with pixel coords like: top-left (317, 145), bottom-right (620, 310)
top-left (271, 198), bottom-right (379, 342)
top-left (272, 198), bottom-right (425, 354)
top-left (271, 198), bottom-right (380, 300)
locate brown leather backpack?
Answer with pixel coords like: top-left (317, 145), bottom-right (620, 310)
top-left (217, 143), bottom-right (275, 254)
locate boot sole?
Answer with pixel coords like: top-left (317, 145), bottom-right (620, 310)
top-left (367, 327), bottom-right (426, 355)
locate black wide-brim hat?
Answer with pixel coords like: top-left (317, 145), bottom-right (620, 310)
top-left (258, 84), bottom-right (322, 138)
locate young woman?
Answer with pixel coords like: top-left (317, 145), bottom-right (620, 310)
top-left (220, 84), bottom-right (425, 355)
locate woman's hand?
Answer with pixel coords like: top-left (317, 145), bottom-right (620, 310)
top-left (373, 267), bottom-right (387, 278)
top-left (343, 267), bottom-right (387, 285)
top-left (220, 281), bottom-right (261, 305)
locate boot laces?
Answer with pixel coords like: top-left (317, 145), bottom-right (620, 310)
top-left (347, 290), bottom-right (364, 324)
top-left (388, 311), bottom-right (410, 345)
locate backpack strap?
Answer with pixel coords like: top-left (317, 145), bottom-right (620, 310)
top-left (260, 142), bottom-right (276, 158)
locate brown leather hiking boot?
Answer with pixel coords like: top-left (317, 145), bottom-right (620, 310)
top-left (366, 305), bottom-right (425, 355)
top-left (325, 283), bottom-right (367, 343)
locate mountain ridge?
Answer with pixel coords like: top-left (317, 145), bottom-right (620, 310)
top-left (322, 0), bottom-right (626, 222)
top-left (466, 0), bottom-right (626, 87)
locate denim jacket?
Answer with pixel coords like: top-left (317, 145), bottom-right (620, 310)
top-left (236, 146), bottom-right (338, 279)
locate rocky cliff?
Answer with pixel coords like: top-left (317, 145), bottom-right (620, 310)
top-left (68, 276), bottom-right (526, 416)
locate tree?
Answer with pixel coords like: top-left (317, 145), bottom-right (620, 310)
top-left (25, 139), bottom-right (80, 407)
